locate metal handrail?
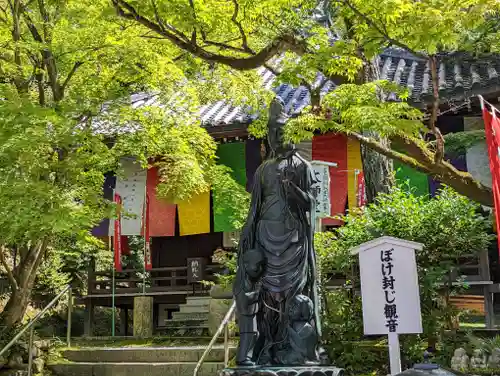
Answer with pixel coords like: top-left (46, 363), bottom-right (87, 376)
top-left (0, 285), bottom-right (73, 376)
top-left (193, 300), bottom-right (236, 376)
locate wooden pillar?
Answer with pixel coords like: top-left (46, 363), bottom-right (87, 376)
top-left (480, 250), bottom-right (495, 328)
top-left (84, 258), bottom-right (96, 337)
top-left (133, 296), bottom-right (153, 337)
top-left (124, 308), bottom-right (129, 336)
top-left (84, 300), bottom-right (94, 337)
top-left (120, 308), bottom-right (128, 336)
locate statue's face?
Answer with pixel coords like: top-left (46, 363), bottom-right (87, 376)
top-left (268, 122), bottom-right (285, 151)
top-left (267, 97), bottom-right (291, 153)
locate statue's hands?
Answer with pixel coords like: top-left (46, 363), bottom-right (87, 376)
top-left (284, 179), bottom-right (311, 208)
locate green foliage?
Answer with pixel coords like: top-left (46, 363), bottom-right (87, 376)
top-left (211, 248), bottom-right (238, 290)
top-left (0, 0), bottom-right (250, 326)
top-left (317, 186), bottom-right (493, 372)
top-left (334, 0), bottom-right (500, 57)
top-left (210, 165), bottom-right (251, 231)
top-left (284, 81), bottom-right (424, 143)
top-left (438, 130), bottom-right (487, 156)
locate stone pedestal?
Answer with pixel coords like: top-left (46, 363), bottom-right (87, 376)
top-left (220, 366), bottom-right (344, 376)
top-left (133, 296), bottom-right (153, 337)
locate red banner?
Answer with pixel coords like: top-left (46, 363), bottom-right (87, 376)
top-left (145, 167), bottom-right (176, 237)
top-left (312, 134), bottom-right (347, 226)
top-left (144, 194), bottom-right (152, 271)
top-left (356, 171), bottom-right (367, 207)
top-left (482, 103), bottom-right (500, 252)
top-left (113, 193), bottom-right (122, 272)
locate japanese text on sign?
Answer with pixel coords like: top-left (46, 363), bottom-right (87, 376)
top-left (354, 236), bottom-right (423, 335)
top-left (381, 249), bottom-right (398, 332)
top-left (311, 163), bottom-right (331, 218)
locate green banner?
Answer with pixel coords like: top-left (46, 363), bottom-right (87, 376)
top-left (393, 161), bottom-right (430, 197)
top-left (213, 142), bottom-right (247, 232)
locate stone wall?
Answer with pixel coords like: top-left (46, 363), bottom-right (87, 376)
top-left (0, 339), bottom-right (51, 376)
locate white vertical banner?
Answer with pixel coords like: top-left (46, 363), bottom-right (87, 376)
top-left (311, 162), bottom-right (331, 218)
top-left (109, 158), bottom-right (147, 236)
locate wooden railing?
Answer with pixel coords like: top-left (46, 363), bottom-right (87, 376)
top-left (89, 265), bottom-right (222, 296)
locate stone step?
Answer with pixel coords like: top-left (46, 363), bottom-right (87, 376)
top-left (185, 297), bottom-right (212, 306)
top-left (62, 346), bottom-right (235, 363)
top-left (49, 362), bottom-right (224, 376)
top-left (161, 327), bottom-right (211, 337)
top-left (179, 305), bottom-right (210, 313)
top-left (162, 319), bottom-right (209, 328)
top-left (172, 312), bottom-right (209, 321)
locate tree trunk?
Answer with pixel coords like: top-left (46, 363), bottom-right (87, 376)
top-left (0, 286), bottom-right (32, 329)
top-left (362, 133), bottom-right (394, 202)
top-left (0, 242), bottom-right (47, 331)
top-left (360, 58), bottom-right (394, 202)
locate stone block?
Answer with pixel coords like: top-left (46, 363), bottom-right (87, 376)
top-left (133, 296), bottom-right (153, 338)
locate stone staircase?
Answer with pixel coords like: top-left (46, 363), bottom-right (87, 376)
top-left (158, 296), bottom-right (211, 337)
top-left (49, 345), bottom-right (236, 376)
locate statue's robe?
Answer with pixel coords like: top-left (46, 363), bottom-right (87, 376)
top-left (235, 149), bottom-right (320, 365)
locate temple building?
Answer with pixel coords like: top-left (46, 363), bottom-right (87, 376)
top-left (81, 48), bottom-right (500, 335)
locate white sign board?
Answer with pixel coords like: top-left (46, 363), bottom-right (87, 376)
top-left (311, 162), bottom-right (331, 218)
top-left (352, 236), bottom-right (424, 375)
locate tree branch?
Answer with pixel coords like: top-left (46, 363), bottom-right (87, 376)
top-left (61, 61), bottom-right (83, 92)
top-left (350, 131), bottom-right (494, 206)
top-left (231, 0), bottom-right (253, 53)
top-left (113, 0), bottom-right (305, 70)
top-left (0, 246), bottom-right (18, 291)
top-left (9, 0), bottom-right (29, 94)
top-left (428, 55), bottom-right (445, 163)
top-left (21, 5), bottom-right (63, 101)
top-left (341, 0), bottom-right (426, 59)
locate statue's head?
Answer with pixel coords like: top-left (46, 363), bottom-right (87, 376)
top-left (267, 97), bottom-right (292, 155)
top-left (288, 295), bottom-right (314, 322)
top-left (243, 249), bottom-right (266, 281)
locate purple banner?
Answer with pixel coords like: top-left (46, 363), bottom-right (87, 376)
top-left (91, 174), bottom-right (116, 236)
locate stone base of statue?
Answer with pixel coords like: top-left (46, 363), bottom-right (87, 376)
top-left (220, 366), bottom-right (345, 376)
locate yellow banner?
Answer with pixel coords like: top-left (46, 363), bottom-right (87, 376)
top-left (177, 190), bottom-right (211, 236)
top-left (347, 139), bottom-right (363, 211)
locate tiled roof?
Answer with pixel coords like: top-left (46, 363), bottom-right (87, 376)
top-left (198, 49), bottom-right (500, 129)
top-left (379, 49), bottom-right (500, 105)
top-left (97, 49), bottom-right (500, 134)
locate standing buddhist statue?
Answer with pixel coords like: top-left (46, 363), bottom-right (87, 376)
top-left (233, 97), bottom-right (322, 366)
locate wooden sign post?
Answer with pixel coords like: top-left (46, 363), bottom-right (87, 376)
top-left (351, 236), bottom-right (423, 375)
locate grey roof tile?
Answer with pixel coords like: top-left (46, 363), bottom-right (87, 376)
top-left (93, 49), bottom-right (500, 134)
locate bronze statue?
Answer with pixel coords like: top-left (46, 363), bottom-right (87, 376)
top-left (233, 97), bottom-right (322, 367)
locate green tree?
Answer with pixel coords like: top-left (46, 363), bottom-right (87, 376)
top-left (316, 186), bottom-right (493, 370)
top-left (113, 0), bottom-right (500, 206)
top-left (0, 0), bottom-right (247, 330)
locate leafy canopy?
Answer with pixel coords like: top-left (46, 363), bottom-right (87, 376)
top-left (112, 0), bottom-right (500, 206)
